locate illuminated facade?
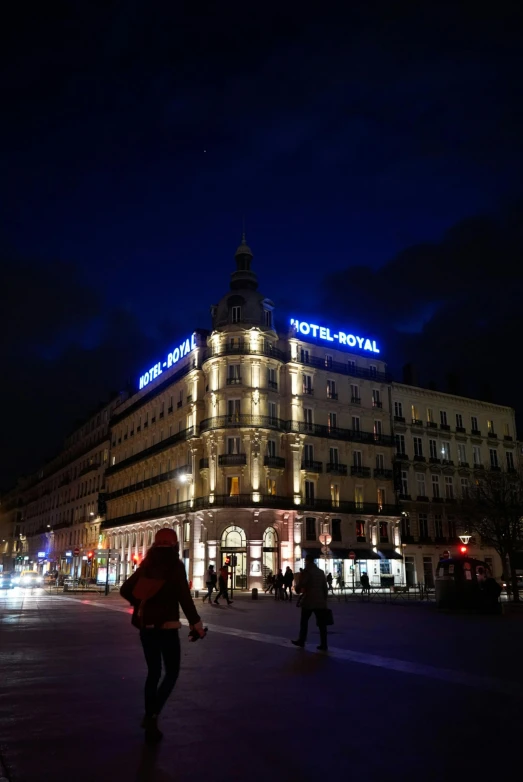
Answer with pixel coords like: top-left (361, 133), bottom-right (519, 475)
top-left (103, 237), bottom-right (401, 590)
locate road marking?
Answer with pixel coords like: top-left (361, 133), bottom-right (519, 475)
top-left (47, 595), bottom-right (523, 698)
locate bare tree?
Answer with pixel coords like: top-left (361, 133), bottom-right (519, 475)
top-left (461, 470), bottom-right (523, 601)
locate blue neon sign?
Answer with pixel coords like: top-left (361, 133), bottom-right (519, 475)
top-left (139, 333), bottom-right (197, 390)
top-left (290, 318), bottom-right (380, 354)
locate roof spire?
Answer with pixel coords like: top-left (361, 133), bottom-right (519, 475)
top-left (232, 230), bottom-right (257, 290)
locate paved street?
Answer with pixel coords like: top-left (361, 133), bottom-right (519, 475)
top-left (1, 589), bottom-right (522, 782)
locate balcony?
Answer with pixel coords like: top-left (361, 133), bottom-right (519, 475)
top-left (394, 415), bottom-right (405, 423)
top-left (395, 453), bottom-right (409, 461)
top-left (429, 457), bottom-right (441, 464)
top-left (419, 536), bottom-right (433, 544)
top-left (289, 352), bottom-right (391, 382)
top-left (440, 423), bottom-right (450, 431)
top-left (227, 377), bottom-right (242, 385)
top-left (268, 380), bottom-right (278, 391)
top-left (373, 400), bottom-right (383, 408)
top-left (441, 459), bottom-right (454, 467)
top-left (326, 462), bottom-right (347, 475)
top-left (105, 426), bottom-right (197, 476)
top-left (457, 461), bottom-right (469, 469)
top-left (351, 396), bottom-right (361, 404)
top-left (488, 432), bottom-right (498, 439)
top-left (456, 426), bottom-right (466, 434)
top-left (205, 343), bottom-right (286, 362)
top-left (264, 456), bottom-right (286, 469)
top-left (287, 421), bottom-right (394, 447)
top-left (471, 429), bottom-right (482, 437)
top-left (416, 495), bottom-right (429, 502)
top-left (504, 435), bottom-right (513, 442)
top-left (413, 454), bottom-right (426, 462)
top-left (489, 464), bottom-right (501, 472)
top-left (218, 453), bottom-right (247, 466)
top-left (374, 468), bottom-right (394, 480)
top-left (200, 414), bottom-right (286, 432)
top-left (327, 392), bottom-right (339, 400)
top-left (302, 387), bottom-right (314, 395)
top-left (301, 460), bottom-right (323, 473)
top-left (199, 458), bottom-right (209, 469)
top-left (432, 496), bottom-right (444, 503)
top-left (473, 463), bottom-right (485, 471)
top-left (426, 421), bottom-right (438, 429)
top-left (350, 466), bottom-right (371, 478)
top-left (411, 418), bottom-right (423, 427)
top-left (399, 493), bottom-right (412, 501)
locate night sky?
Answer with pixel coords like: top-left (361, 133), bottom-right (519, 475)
top-left (2, 2), bottom-right (523, 490)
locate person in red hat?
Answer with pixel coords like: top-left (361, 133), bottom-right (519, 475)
top-left (120, 527), bottom-right (206, 743)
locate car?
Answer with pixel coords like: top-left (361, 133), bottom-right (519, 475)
top-left (0, 571), bottom-right (16, 589)
top-left (16, 570), bottom-right (43, 588)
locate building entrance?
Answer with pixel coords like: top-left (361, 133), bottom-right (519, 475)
top-left (221, 551), bottom-right (247, 590)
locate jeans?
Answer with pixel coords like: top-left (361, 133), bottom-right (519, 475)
top-left (214, 584), bottom-right (230, 603)
top-left (299, 608), bottom-right (327, 647)
top-left (140, 629), bottom-right (181, 717)
top-left (203, 583), bottom-right (214, 602)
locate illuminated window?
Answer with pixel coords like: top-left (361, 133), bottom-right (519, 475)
top-left (328, 412), bottom-right (337, 431)
top-left (379, 521), bottom-right (388, 542)
top-left (184, 522), bottom-right (190, 542)
top-left (354, 486), bottom-right (364, 509)
top-left (377, 488), bottom-right (385, 510)
top-left (327, 379), bottom-right (337, 399)
top-left (227, 477), bottom-right (240, 496)
top-left (487, 420), bottom-right (494, 433)
top-left (441, 442), bottom-right (450, 461)
top-left (411, 404), bottom-right (419, 421)
top-left (330, 483), bottom-right (340, 507)
top-left (266, 478), bottom-right (276, 496)
top-left (356, 520), bottom-right (366, 541)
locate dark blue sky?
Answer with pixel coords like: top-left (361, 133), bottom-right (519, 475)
top-left (2, 1), bottom-right (523, 488)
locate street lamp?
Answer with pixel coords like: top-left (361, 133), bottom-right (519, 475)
top-left (319, 533), bottom-right (332, 578)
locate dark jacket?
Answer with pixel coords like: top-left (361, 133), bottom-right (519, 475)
top-left (299, 562), bottom-right (328, 610)
top-left (120, 557), bottom-right (200, 630)
top-left (283, 569), bottom-right (294, 587)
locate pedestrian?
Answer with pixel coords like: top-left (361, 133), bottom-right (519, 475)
top-left (326, 572), bottom-right (334, 593)
top-left (283, 566), bottom-right (294, 601)
top-left (274, 568), bottom-right (284, 601)
top-left (360, 571), bottom-right (370, 594)
top-left (202, 564), bottom-right (216, 603)
top-left (336, 571), bottom-right (343, 589)
top-left (264, 572), bottom-right (274, 594)
top-left (214, 563), bottom-right (232, 605)
top-left (120, 527), bottom-right (206, 743)
top-left (291, 554), bottom-right (329, 652)
top-left (295, 568), bottom-right (304, 607)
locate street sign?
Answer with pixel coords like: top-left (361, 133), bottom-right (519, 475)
top-left (348, 550), bottom-right (356, 559)
top-left (73, 547), bottom-right (80, 556)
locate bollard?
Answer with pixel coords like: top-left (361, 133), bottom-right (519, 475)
top-left (252, 587), bottom-right (258, 600)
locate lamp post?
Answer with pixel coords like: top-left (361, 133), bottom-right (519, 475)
top-left (319, 533), bottom-right (332, 581)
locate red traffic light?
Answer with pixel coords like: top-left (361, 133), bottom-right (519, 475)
top-left (132, 554), bottom-right (140, 564)
top-left (87, 551), bottom-right (94, 560)
top-left (460, 545), bottom-right (468, 554)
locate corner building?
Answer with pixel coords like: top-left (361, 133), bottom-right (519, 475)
top-left (103, 237), bottom-right (401, 590)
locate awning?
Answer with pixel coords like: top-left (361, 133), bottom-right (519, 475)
top-left (350, 548), bottom-right (380, 560)
top-left (378, 548), bottom-right (403, 560)
top-left (301, 547), bottom-right (380, 560)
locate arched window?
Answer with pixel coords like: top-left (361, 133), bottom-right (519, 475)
top-left (263, 527), bottom-right (278, 548)
top-left (221, 525), bottom-right (246, 548)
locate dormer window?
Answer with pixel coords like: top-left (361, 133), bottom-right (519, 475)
top-left (264, 310), bottom-right (272, 327)
top-left (231, 305), bottom-right (241, 323)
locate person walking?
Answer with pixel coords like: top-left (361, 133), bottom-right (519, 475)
top-left (274, 569), bottom-right (284, 601)
top-left (120, 528), bottom-right (206, 743)
top-left (283, 566), bottom-right (294, 601)
top-left (214, 563), bottom-right (232, 605)
top-left (264, 572), bottom-right (274, 594)
top-left (295, 568), bottom-right (304, 607)
top-left (326, 572), bottom-right (334, 593)
top-left (360, 571), bottom-right (370, 595)
top-left (291, 554), bottom-right (329, 651)
top-left (202, 564), bottom-right (216, 603)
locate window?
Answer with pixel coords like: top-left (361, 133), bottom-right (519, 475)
top-left (379, 521), bottom-right (389, 542)
top-left (507, 451), bottom-right (515, 470)
top-left (354, 486), bottom-right (364, 509)
top-left (473, 445), bottom-right (481, 466)
top-left (460, 477), bottom-right (469, 498)
top-left (227, 399), bottom-right (241, 421)
top-left (304, 443), bottom-right (314, 463)
top-left (302, 374), bottom-right (313, 394)
top-left (350, 383), bottom-right (360, 402)
top-left (377, 488), bottom-right (385, 510)
top-left (448, 516), bottom-right (456, 539)
top-left (429, 439), bottom-right (437, 459)
top-left (400, 471), bottom-right (409, 496)
top-left (356, 520), bottom-right (366, 540)
top-left (375, 453), bottom-right (384, 470)
top-left (300, 348), bottom-right (309, 364)
top-left (432, 475), bottom-right (440, 498)
top-left (411, 404), bottom-right (419, 420)
top-left (423, 557), bottom-right (434, 587)
top-left (332, 519), bottom-right (342, 542)
top-left (304, 408), bottom-right (313, 431)
top-left (328, 412), bottom-right (337, 431)
top-left (380, 558), bottom-right (391, 575)
top-left (457, 444), bottom-right (467, 465)
top-left (445, 476), bottom-right (454, 499)
top-left (487, 419), bottom-right (494, 434)
top-left (327, 379), bottom-right (337, 399)
top-left (394, 401), bottom-right (403, 418)
top-left (374, 420), bottom-right (382, 437)
top-left (266, 478), bottom-right (276, 496)
top-left (263, 310), bottom-right (272, 327)
top-left (440, 410), bottom-right (448, 425)
top-left (231, 305), bottom-right (241, 323)
top-left (427, 408), bottom-right (434, 423)
top-left (441, 442), bottom-right (450, 461)
top-left (329, 447), bottom-right (339, 466)
top-left (413, 436), bottom-right (423, 457)
top-left (456, 413), bottom-right (463, 428)
top-left (227, 437), bottom-right (241, 454)
top-left (416, 473), bottom-right (426, 497)
top-left (395, 434), bottom-right (406, 454)
top-left (434, 515), bottom-right (443, 539)
top-left (348, 360), bottom-right (356, 374)
top-left (353, 450), bottom-right (362, 467)
top-left (305, 481), bottom-right (315, 501)
top-left (268, 401), bottom-right (277, 422)
top-left (369, 364), bottom-right (377, 376)
top-left (227, 476), bottom-right (240, 496)
top-left (372, 389), bottom-right (381, 407)
top-left (489, 449), bottom-right (498, 468)
top-left (352, 416), bottom-right (360, 432)
top-left (401, 515), bottom-right (411, 537)
top-left (267, 439), bottom-right (276, 458)
top-left (471, 416), bottom-right (479, 431)
top-left (305, 518), bottom-right (316, 541)
top-left (228, 363), bottom-right (241, 383)
top-left (325, 354), bottom-right (333, 368)
top-left (330, 483), bottom-right (340, 507)
top-left (503, 422), bottom-right (510, 437)
top-left (419, 514), bottom-right (429, 538)
top-left (267, 367), bottom-right (277, 388)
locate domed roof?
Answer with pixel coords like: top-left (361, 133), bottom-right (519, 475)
top-left (235, 234), bottom-right (253, 259)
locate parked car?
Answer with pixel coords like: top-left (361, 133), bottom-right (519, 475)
top-left (0, 571), bottom-right (16, 589)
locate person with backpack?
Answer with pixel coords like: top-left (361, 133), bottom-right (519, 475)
top-left (202, 564), bottom-right (216, 603)
top-left (120, 527), bottom-right (206, 743)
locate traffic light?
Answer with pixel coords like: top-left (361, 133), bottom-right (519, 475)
top-left (459, 545), bottom-right (468, 555)
top-left (132, 554), bottom-right (140, 565)
top-left (87, 551), bottom-right (94, 561)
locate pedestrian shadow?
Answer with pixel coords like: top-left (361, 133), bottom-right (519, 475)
top-left (134, 744), bottom-right (176, 782)
top-left (281, 648), bottom-right (332, 676)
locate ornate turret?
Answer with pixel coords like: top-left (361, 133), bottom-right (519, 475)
top-left (230, 233), bottom-right (258, 291)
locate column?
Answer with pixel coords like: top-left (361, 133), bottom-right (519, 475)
top-left (249, 533), bottom-right (263, 590)
top-left (191, 514), bottom-right (205, 591)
